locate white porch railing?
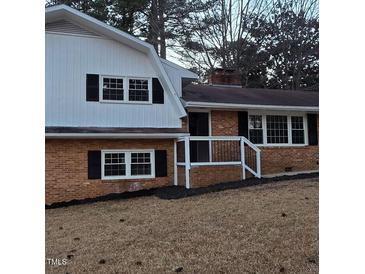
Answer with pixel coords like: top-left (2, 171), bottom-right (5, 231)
top-left (176, 136), bottom-right (261, 188)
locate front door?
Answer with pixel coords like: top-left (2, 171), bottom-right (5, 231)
top-left (188, 112), bottom-right (210, 162)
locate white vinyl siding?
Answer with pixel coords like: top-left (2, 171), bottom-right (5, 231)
top-left (45, 20), bottom-right (100, 37)
top-left (45, 33), bottom-right (181, 127)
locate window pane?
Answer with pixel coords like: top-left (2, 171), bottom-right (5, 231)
top-left (248, 115), bottom-right (263, 144)
top-left (291, 116), bottom-right (305, 144)
top-left (104, 152), bottom-right (126, 176)
top-left (249, 129), bottom-right (263, 144)
top-left (292, 130), bottom-right (305, 144)
top-left (249, 115), bottom-right (262, 129)
top-left (131, 164), bottom-right (151, 175)
top-left (129, 79), bottom-right (149, 102)
top-left (103, 77), bottom-right (124, 101)
top-left (291, 116), bottom-right (304, 129)
top-left (130, 152), bottom-right (152, 175)
top-left (266, 115), bottom-right (288, 144)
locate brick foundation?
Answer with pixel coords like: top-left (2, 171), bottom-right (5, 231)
top-left (45, 139), bottom-right (174, 205)
top-left (261, 146), bottom-right (319, 175)
top-left (189, 165), bottom-right (242, 188)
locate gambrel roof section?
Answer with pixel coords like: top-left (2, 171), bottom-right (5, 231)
top-left (45, 4), bottom-right (187, 118)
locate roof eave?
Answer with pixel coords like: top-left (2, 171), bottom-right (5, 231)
top-left (45, 132), bottom-right (190, 139)
top-left (183, 101), bottom-right (319, 112)
top-left (160, 58), bottom-right (199, 79)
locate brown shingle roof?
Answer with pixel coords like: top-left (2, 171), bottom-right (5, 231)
top-left (183, 84), bottom-right (318, 107)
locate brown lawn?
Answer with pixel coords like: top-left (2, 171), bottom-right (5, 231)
top-left (46, 178), bottom-right (318, 274)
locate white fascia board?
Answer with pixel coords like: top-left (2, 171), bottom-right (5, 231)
top-left (45, 132), bottom-right (190, 139)
top-left (160, 58), bottom-right (199, 79)
top-left (183, 101), bottom-right (319, 112)
top-left (45, 5), bottom-right (187, 118)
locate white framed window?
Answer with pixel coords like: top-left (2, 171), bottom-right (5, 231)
top-left (102, 77), bottom-right (124, 101)
top-left (101, 150), bottom-right (155, 180)
top-left (129, 79), bottom-right (149, 102)
top-left (247, 111), bottom-right (308, 146)
top-left (248, 115), bottom-right (263, 144)
top-left (100, 76), bottom-right (152, 104)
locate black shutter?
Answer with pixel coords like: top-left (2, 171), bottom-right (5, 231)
top-left (307, 114), bottom-right (318, 145)
top-left (152, 78), bottom-right (164, 104)
top-left (88, 151), bottom-right (101, 179)
top-left (155, 150), bottom-right (167, 177)
top-left (86, 74), bottom-right (99, 101)
top-left (238, 111), bottom-right (248, 137)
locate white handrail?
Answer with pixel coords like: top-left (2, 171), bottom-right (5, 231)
top-left (178, 136), bottom-right (260, 152)
top-left (176, 135), bottom-right (262, 182)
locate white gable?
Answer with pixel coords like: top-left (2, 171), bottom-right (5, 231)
top-left (46, 19), bottom-right (100, 37)
top-left (45, 5), bottom-right (186, 119)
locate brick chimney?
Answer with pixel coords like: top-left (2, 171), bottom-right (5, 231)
top-left (208, 68), bottom-right (242, 87)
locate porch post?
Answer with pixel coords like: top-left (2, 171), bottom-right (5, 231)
top-left (184, 136), bottom-right (191, 188)
top-left (240, 137), bottom-right (246, 180)
top-left (256, 150), bottom-right (261, 178)
top-left (173, 140), bottom-right (178, 186)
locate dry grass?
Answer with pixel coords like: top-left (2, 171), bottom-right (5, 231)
top-left (46, 178), bottom-right (318, 274)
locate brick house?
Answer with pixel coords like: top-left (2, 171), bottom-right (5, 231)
top-left (45, 5), bottom-right (318, 205)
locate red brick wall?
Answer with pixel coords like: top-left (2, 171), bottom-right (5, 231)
top-left (189, 165), bottom-right (242, 188)
top-left (45, 139), bottom-right (174, 205)
top-left (177, 166), bottom-right (186, 186)
top-left (211, 110), bottom-right (239, 136)
top-left (208, 69), bottom-right (241, 86)
top-left (260, 146), bottom-right (319, 175)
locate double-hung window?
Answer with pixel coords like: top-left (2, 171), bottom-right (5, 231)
top-left (102, 77), bottom-right (124, 101)
top-left (131, 153), bottom-right (152, 175)
top-left (249, 115), bottom-right (263, 144)
top-left (102, 150), bottom-right (154, 179)
top-left (100, 76), bottom-right (151, 103)
top-left (129, 79), bottom-right (149, 101)
top-left (103, 152), bottom-right (126, 176)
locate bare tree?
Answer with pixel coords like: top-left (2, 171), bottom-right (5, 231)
top-left (175, 0), bottom-right (318, 89)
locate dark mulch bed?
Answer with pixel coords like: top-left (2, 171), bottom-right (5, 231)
top-left (46, 172), bottom-right (318, 209)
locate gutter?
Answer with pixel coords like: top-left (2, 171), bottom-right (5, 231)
top-left (183, 101), bottom-right (319, 112)
top-left (45, 132), bottom-right (190, 139)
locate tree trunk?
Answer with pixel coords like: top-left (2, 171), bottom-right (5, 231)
top-left (158, 0), bottom-right (166, 58)
top-left (148, 0), bottom-right (159, 54)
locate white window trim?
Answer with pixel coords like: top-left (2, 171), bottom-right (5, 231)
top-left (99, 75), bottom-right (152, 104)
top-left (247, 110), bottom-right (308, 147)
top-left (101, 149), bottom-right (155, 180)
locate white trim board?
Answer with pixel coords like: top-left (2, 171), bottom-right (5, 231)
top-left (45, 133), bottom-right (190, 139)
top-left (183, 101), bottom-right (319, 112)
